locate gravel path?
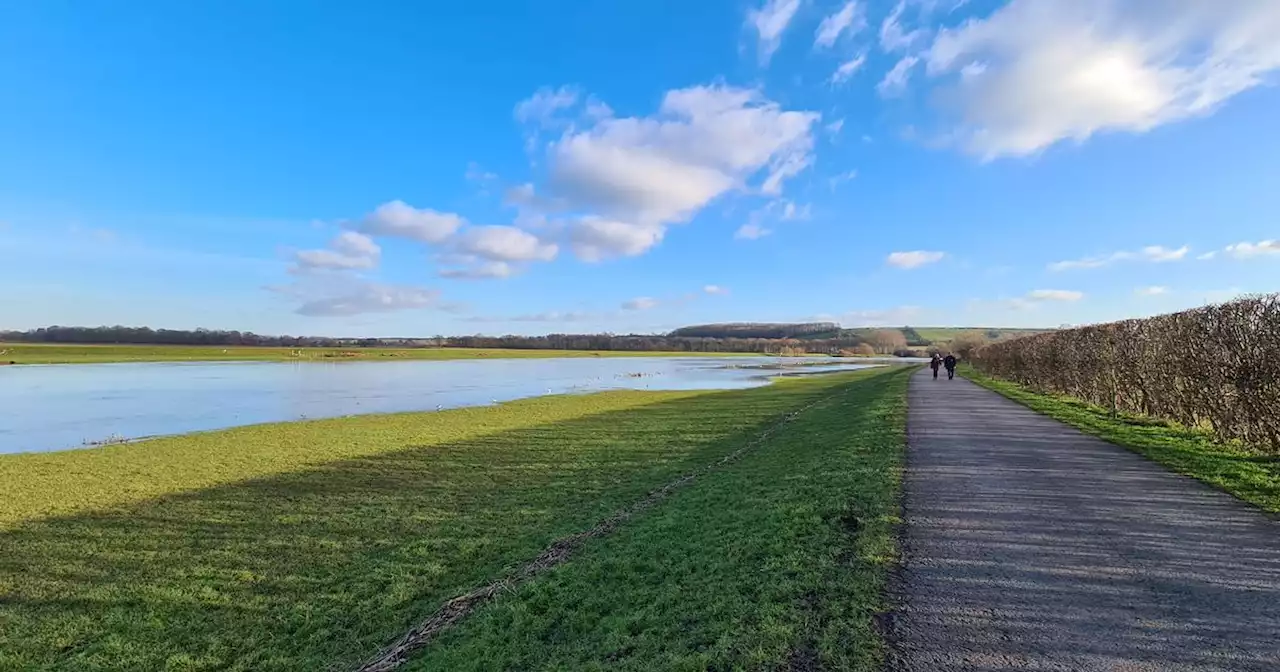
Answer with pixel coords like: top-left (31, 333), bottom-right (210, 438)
top-left (890, 368), bottom-right (1280, 671)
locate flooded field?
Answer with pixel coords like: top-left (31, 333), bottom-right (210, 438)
top-left (0, 356), bottom-right (885, 453)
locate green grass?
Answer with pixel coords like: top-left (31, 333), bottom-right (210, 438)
top-left (0, 367), bottom-right (908, 671)
top-left (910, 327), bottom-right (1045, 343)
top-left (963, 367), bottom-right (1280, 513)
top-left (409, 367), bottom-right (909, 671)
top-left (0, 342), bottom-right (758, 365)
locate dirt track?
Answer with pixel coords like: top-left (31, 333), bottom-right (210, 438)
top-left (890, 368), bottom-right (1280, 671)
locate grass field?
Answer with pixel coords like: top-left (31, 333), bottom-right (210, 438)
top-left (963, 367), bottom-right (1280, 513)
top-left (0, 367), bottom-right (910, 670)
top-left (0, 342), bottom-right (757, 365)
top-left (911, 327), bottom-right (1045, 343)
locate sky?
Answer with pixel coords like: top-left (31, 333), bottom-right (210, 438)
top-left (2, 0), bottom-right (1278, 337)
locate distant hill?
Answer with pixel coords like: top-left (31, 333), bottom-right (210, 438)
top-left (911, 327), bottom-right (1048, 343)
top-left (669, 323), bottom-right (1049, 345)
top-left (668, 322), bottom-right (841, 339)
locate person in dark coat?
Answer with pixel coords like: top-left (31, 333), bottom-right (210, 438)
top-left (943, 354), bottom-right (958, 380)
top-left (930, 353), bottom-right (943, 379)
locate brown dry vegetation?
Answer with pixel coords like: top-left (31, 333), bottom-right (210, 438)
top-left (971, 294), bottom-right (1280, 454)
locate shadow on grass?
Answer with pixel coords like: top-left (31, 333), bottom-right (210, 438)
top-left (407, 367), bottom-right (911, 672)
top-left (0, 373), bottom-right (878, 671)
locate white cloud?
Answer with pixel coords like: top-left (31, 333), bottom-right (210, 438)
top-left (1224, 239), bottom-right (1280, 259)
top-left (454, 225), bottom-right (558, 262)
top-left (735, 223), bottom-right (772, 240)
top-left (465, 162), bottom-right (498, 184)
top-left (295, 282), bottom-right (442, 317)
top-left (878, 56), bottom-right (919, 97)
top-left (438, 261), bottom-right (515, 280)
top-left (1048, 244), bottom-right (1189, 271)
top-left (1141, 245), bottom-right (1190, 262)
top-left (565, 217), bottom-right (665, 262)
top-left (922, 0), bottom-right (1280, 158)
top-left (356, 200), bottom-right (464, 244)
top-left (1136, 285), bottom-right (1169, 296)
top-left (622, 296), bottom-right (659, 311)
top-left (826, 118), bottom-right (846, 134)
top-left (831, 54), bottom-right (868, 84)
top-left (886, 249), bottom-right (945, 269)
top-left (760, 152), bottom-right (813, 195)
top-left (780, 200), bottom-right (811, 220)
top-left (541, 84), bottom-right (818, 257)
top-left (1028, 289), bottom-right (1083, 302)
top-left (880, 1), bottom-right (928, 52)
top-left (292, 231), bottom-right (381, 272)
top-left (514, 86), bottom-right (580, 125)
top-left (1197, 251), bottom-right (1217, 260)
top-left (816, 1), bottom-right (867, 48)
top-left (734, 199), bottom-right (809, 242)
top-left (703, 284), bottom-right (730, 295)
top-left (748, 0), bottom-right (802, 65)
top-left (828, 169), bottom-right (858, 190)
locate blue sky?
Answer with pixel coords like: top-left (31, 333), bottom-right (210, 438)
top-left (2, 0), bottom-right (1278, 337)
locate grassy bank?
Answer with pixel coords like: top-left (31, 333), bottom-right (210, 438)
top-left (963, 367), bottom-right (1280, 513)
top-left (0, 367), bottom-right (908, 670)
top-left (0, 342), bottom-right (759, 365)
top-left (410, 365), bottom-right (908, 671)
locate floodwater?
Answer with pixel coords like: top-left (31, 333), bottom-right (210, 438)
top-left (0, 356), bottom-right (886, 454)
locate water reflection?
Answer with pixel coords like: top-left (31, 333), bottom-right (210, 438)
top-left (0, 357), bottom-right (891, 454)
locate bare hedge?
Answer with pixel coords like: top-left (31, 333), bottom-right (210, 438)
top-left (970, 294), bottom-right (1280, 454)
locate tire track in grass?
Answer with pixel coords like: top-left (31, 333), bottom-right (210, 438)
top-left (353, 381), bottom-right (859, 672)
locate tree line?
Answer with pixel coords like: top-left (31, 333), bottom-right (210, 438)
top-left (1, 325), bottom-right (891, 356)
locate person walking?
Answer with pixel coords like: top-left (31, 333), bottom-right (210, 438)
top-left (943, 353), bottom-right (958, 380)
top-left (930, 353), bottom-right (943, 379)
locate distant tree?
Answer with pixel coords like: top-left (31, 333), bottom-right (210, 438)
top-left (949, 331), bottom-right (990, 360)
top-left (866, 329), bottom-right (908, 354)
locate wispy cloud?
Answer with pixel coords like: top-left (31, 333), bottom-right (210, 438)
top-left (735, 223), bottom-right (771, 240)
top-left (831, 54), bottom-right (868, 84)
top-left (1224, 239), bottom-right (1280, 259)
top-left (879, 0), bottom-right (928, 52)
top-left (877, 56), bottom-right (919, 97)
top-left (703, 285), bottom-right (730, 295)
top-left (1048, 245), bottom-right (1188, 271)
top-left (1027, 289), bottom-right (1083, 302)
top-left (295, 282), bottom-right (443, 317)
top-left (1135, 285), bottom-right (1169, 297)
top-left (621, 296), bottom-right (659, 311)
top-left (815, 1), bottom-right (867, 48)
top-left (748, 0), bottom-right (802, 65)
top-left (886, 250), bottom-right (945, 269)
